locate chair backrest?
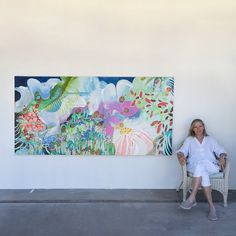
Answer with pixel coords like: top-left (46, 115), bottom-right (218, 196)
top-left (223, 158), bottom-right (230, 179)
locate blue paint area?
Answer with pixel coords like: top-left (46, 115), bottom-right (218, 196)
top-left (15, 76), bottom-right (135, 87)
top-left (15, 76), bottom-right (60, 87)
top-left (98, 77), bottom-right (134, 85)
top-left (14, 76), bottom-right (135, 102)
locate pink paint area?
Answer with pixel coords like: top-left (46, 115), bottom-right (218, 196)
top-left (114, 130), bottom-right (154, 155)
top-left (105, 116), bottom-right (120, 137)
top-left (108, 101), bottom-right (139, 117)
top-left (99, 101), bottom-right (140, 137)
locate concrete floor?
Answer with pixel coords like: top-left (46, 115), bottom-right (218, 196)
top-left (0, 190), bottom-right (236, 236)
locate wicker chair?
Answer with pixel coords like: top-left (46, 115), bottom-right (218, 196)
top-left (176, 158), bottom-right (230, 207)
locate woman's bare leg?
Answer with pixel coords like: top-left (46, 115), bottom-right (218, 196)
top-left (203, 186), bottom-right (215, 209)
top-left (188, 176), bottom-right (202, 202)
top-left (203, 186), bottom-right (218, 220)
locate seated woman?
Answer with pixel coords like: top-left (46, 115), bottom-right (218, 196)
top-left (177, 118), bottom-right (227, 221)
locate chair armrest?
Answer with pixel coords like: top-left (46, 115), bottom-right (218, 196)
top-left (181, 162), bottom-right (188, 183)
top-left (182, 163), bottom-right (187, 175)
top-left (223, 158), bottom-right (230, 180)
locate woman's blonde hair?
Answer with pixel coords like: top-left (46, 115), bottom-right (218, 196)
top-left (188, 118), bottom-right (208, 137)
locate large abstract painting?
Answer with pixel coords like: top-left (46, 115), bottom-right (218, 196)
top-left (15, 77), bottom-right (174, 156)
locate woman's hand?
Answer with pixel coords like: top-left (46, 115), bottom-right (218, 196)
top-left (177, 152), bottom-right (186, 166)
top-left (219, 153), bottom-right (227, 170)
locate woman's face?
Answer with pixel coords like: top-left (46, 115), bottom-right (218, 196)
top-left (193, 121), bottom-right (204, 137)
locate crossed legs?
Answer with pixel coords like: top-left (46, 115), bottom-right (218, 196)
top-left (188, 176), bottom-right (215, 211)
top-left (180, 161), bottom-right (219, 220)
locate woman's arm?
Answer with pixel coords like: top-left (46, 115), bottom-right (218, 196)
top-left (176, 137), bottom-right (190, 166)
top-left (218, 153), bottom-right (227, 169)
top-left (210, 137), bottom-right (227, 169)
top-left (177, 152), bottom-right (187, 166)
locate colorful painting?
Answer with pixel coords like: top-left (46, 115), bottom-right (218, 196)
top-left (15, 76), bottom-right (174, 156)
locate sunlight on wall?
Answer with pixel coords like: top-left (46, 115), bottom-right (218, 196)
top-left (0, 0), bottom-right (235, 189)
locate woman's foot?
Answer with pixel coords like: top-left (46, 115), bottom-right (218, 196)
top-left (180, 198), bottom-right (197, 210)
top-left (208, 207), bottom-right (218, 221)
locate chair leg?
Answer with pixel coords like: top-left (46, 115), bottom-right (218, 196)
top-left (183, 187), bottom-right (187, 202)
top-left (223, 192), bottom-right (228, 207)
top-left (176, 181), bottom-right (183, 192)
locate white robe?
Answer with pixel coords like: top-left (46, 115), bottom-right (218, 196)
top-left (176, 136), bottom-right (226, 173)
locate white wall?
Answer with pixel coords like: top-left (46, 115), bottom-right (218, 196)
top-left (0, 0), bottom-right (235, 189)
